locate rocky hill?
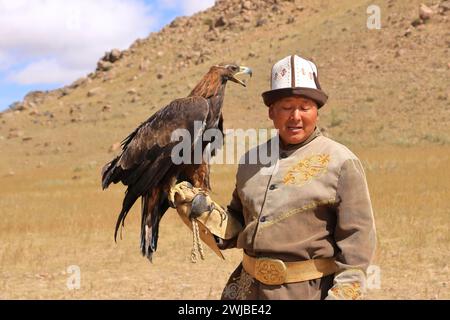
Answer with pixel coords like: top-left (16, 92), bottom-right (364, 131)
top-left (1, 0), bottom-right (449, 172)
top-left (0, 1), bottom-right (449, 300)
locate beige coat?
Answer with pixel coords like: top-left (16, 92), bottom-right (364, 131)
top-left (219, 127), bottom-right (376, 300)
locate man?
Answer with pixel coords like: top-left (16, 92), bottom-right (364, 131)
top-left (170, 55), bottom-right (376, 300)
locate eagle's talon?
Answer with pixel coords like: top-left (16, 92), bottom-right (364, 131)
top-left (168, 181), bottom-right (195, 207)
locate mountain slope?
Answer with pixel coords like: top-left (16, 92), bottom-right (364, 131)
top-left (1, 0), bottom-right (449, 170)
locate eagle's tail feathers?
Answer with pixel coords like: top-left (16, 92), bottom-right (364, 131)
top-left (140, 189), bottom-right (169, 262)
top-left (114, 188), bottom-right (139, 242)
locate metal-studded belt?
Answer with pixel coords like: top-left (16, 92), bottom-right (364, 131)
top-left (242, 252), bottom-right (338, 285)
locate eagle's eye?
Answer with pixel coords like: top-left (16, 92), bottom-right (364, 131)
top-left (228, 65), bottom-right (238, 72)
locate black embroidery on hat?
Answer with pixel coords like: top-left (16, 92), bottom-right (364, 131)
top-left (307, 61), bottom-right (322, 90)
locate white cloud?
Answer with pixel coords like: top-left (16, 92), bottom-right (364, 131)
top-left (0, 51), bottom-right (13, 71)
top-left (8, 59), bottom-right (90, 85)
top-left (0, 0), bottom-right (158, 85)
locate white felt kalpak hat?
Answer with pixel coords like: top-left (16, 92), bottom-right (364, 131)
top-left (262, 55), bottom-right (328, 108)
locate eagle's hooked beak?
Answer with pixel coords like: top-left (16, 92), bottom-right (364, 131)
top-left (230, 66), bottom-right (252, 87)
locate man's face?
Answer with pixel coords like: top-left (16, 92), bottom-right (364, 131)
top-left (269, 96), bottom-right (318, 145)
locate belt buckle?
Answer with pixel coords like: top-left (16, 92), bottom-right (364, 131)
top-left (255, 258), bottom-right (287, 285)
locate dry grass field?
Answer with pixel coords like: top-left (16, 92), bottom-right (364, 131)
top-left (0, 0), bottom-right (449, 299)
top-left (0, 146), bottom-right (448, 299)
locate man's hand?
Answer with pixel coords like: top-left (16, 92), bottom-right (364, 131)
top-left (168, 181), bottom-right (242, 240)
top-left (168, 181), bottom-right (210, 219)
top-left (168, 181), bottom-right (196, 207)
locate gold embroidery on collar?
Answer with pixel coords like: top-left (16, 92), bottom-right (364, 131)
top-left (259, 198), bottom-right (336, 229)
top-left (283, 154), bottom-right (330, 186)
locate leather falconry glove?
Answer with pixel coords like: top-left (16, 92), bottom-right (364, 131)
top-left (168, 181), bottom-right (242, 261)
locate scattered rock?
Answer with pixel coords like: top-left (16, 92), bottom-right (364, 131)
top-left (411, 18), bottom-right (424, 27)
top-left (214, 16), bottom-right (227, 28)
top-left (24, 91), bottom-right (46, 105)
top-left (256, 18), bottom-right (267, 27)
top-left (87, 87), bottom-right (102, 97)
top-left (204, 29), bottom-right (220, 41)
top-left (156, 73), bottom-right (164, 80)
top-left (100, 49), bottom-right (122, 64)
top-left (242, 12), bottom-right (252, 23)
top-left (242, 1), bottom-right (252, 10)
top-left (42, 111), bottom-right (55, 119)
top-left (7, 130), bottom-right (24, 139)
top-left (97, 60), bottom-right (113, 72)
top-left (419, 3), bottom-right (434, 21)
top-left (109, 49), bottom-right (122, 62)
top-left (287, 16), bottom-right (295, 24)
top-left (103, 71), bottom-right (116, 82)
top-left (367, 55), bottom-right (377, 63)
top-left (22, 137), bottom-right (32, 142)
top-left (70, 77), bottom-right (89, 89)
top-left (10, 102), bottom-right (27, 111)
top-left (102, 105), bottom-right (112, 112)
top-left (440, 1), bottom-right (450, 12)
top-left (59, 87), bottom-right (72, 97)
top-left (157, 51), bottom-right (164, 57)
top-left (417, 24), bottom-right (426, 31)
top-left (404, 28), bottom-right (413, 36)
top-left (127, 88), bottom-right (137, 95)
top-left (71, 116), bottom-right (84, 123)
top-left (169, 17), bottom-right (184, 28)
top-left (395, 49), bottom-right (406, 57)
top-left (7, 171), bottom-right (15, 177)
top-left (69, 106), bottom-right (78, 115)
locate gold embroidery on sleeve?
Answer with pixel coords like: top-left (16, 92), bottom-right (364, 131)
top-left (330, 282), bottom-right (362, 300)
top-left (260, 198), bottom-right (336, 229)
top-left (283, 154), bottom-right (330, 186)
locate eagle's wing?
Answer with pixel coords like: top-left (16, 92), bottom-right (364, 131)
top-left (102, 96), bottom-right (209, 187)
top-left (101, 96), bottom-right (210, 242)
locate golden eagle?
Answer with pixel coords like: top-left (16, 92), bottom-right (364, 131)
top-left (101, 64), bottom-right (252, 261)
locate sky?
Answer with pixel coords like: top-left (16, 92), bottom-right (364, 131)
top-left (0, 0), bottom-right (214, 111)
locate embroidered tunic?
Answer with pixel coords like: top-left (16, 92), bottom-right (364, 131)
top-left (220, 128), bottom-right (376, 300)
